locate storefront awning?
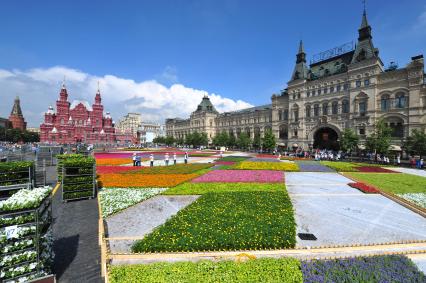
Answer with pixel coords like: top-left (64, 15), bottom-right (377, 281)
top-left (292, 143), bottom-right (299, 148)
top-left (358, 144), bottom-right (366, 150)
top-left (389, 145), bottom-right (402, 151)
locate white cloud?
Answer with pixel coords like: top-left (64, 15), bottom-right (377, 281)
top-left (413, 6), bottom-right (426, 31)
top-left (0, 66), bottom-right (253, 127)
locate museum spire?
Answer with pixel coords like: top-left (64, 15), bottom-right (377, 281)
top-left (291, 40), bottom-right (308, 81)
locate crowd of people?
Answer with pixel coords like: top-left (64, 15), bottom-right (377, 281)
top-left (132, 152), bottom-right (189, 167)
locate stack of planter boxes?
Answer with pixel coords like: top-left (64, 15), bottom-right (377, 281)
top-left (61, 156), bottom-right (96, 201)
top-left (0, 186), bottom-right (53, 283)
top-left (0, 162), bottom-right (34, 201)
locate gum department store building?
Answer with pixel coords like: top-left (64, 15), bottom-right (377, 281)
top-left (166, 11), bottom-right (426, 150)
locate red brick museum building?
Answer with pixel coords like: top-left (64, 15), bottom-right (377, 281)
top-left (40, 84), bottom-right (116, 144)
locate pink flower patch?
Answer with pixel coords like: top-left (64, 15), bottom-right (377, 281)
top-left (356, 166), bottom-right (399, 173)
top-left (96, 166), bottom-right (142, 174)
top-left (192, 170), bottom-right (284, 183)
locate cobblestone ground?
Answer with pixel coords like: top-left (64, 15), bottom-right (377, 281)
top-left (52, 188), bottom-right (102, 283)
top-left (295, 161), bottom-right (335, 172)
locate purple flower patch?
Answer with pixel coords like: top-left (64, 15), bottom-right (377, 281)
top-left (192, 170), bottom-right (284, 183)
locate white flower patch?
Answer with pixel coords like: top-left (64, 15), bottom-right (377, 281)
top-left (0, 186), bottom-right (51, 211)
top-left (99, 188), bottom-right (167, 218)
top-left (398, 193), bottom-right (426, 209)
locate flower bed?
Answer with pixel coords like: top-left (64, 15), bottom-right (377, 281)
top-left (191, 170), bottom-right (284, 183)
top-left (213, 161), bottom-right (236, 166)
top-left (301, 255), bottom-right (425, 283)
top-left (355, 166), bottom-right (399, 173)
top-left (109, 258), bottom-right (303, 283)
top-left (99, 188), bottom-right (167, 218)
top-left (234, 161), bottom-right (299, 171)
top-left (132, 191), bottom-right (296, 252)
top-left (126, 164), bottom-right (213, 175)
top-left (0, 186), bottom-right (51, 211)
top-left (345, 173), bottom-right (426, 194)
top-left (215, 156), bottom-right (250, 162)
top-left (398, 193), bottom-right (426, 209)
top-left (320, 161), bottom-right (359, 172)
top-left (96, 166), bottom-right (142, 174)
top-left (95, 153), bottom-right (134, 159)
top-left (248, 157), bottom-right (282, 163)
top-left (348, 182), bottom-right (380, 194)
top-left (99, 173), bottom-right (198, 188)
top-left (96, 158), bottom-right (133, 166)
top-left (255, 154), bottom-right (276, 158)
top-left (164, 182), bottom-right (285, 195)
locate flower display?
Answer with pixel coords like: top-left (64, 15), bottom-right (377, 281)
top-left (191, 170), bottom-right (284, 183)
top-left (234, 161), bottom-right (299, 171)
top-left (301, 255), bottom-right (426, 283)
top-left (0, 186), bottom-right (51, 212)
top-left (255, 154), bottom-right (276, 158)
top-left (398, 193), bottom-right (426, 209)
top-left (109, 258), bottom-right (303, 283)
top-left (164, 182), bottom-right (286, 195)
top-left (96, 158), bottom-right (133, 166)
top-left (215, 156), bottom-right (250, 162)
top-left (132, 191), bottom-right (296, 252)
top-left (213, 161), bottom-right (236, 166)
top-left (99, 188), bottom-right (167, 218)
top-left (348, 182), bottom-right (380, 194)
top-left (126, 164), bottom-right (213, 175)
top-left (96, 166), bottom-right (142, 174)
top-left (99, 173), bottom-right (198, 188)
top-left (356, 166), bottom-right (399, 173)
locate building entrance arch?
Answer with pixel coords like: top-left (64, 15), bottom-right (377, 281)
top-left (312, 126), bottom-right (340, 150)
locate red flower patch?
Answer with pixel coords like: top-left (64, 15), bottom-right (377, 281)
top-left (348, 182), bottom-right (380, 194)
top-left (97, 166), bottom-right (142, 174)
top-left (356, 166), bottom-right (399, 173)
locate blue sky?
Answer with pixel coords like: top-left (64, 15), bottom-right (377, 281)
top-left (0, 0), bottom-right (425, 126)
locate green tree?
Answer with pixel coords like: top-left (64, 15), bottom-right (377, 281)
top-left (236, 132), bottom-right (251, 150)
top-left (262, 129), bottom-right (276, 152)
top-left (200, 132), bottom-right (209, 147)
top-left (365, 120), bottom-right (393, 155)
top-left (153, 136), bottom-right (166, 144)
top-left (213, 131), bottom-right (229, 146)
top-left (403, 129), bottom-right (426, 158)
top-left (340, 128), bottom-right (359, 153)
top-left (176, 137), bottom-right (185, 146)
top-left (165, 135), bottom-right (175, 146)
top-left (252, 134), bottom-right (261, 149)
top-left (227, 134), bottom-right (236, 148)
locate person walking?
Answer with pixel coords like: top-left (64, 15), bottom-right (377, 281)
top-left (397, 154), bottom-right (401, 166)
top-left (420, 158), bottom-right (424, 169)
top-left (277, 153), bottom-right (281, 160)
top-left (173, 153), bottom-right (177, 165)
top-left (132, 153), bottom-right (137, 166)
top-left (150, 154), bottom-right (154, 167)
top-left (165, 153), bottom-right (169, 166)
top-left (184, 152), bottom-right (188, 164)
top-left (136, 154), bottom-right (141, 166)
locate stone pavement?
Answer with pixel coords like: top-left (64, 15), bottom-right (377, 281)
top-left (52, 188), bottom-right (102, 283)
top-left (286, 172), bottom-right (426, 248)
top-left (106, 195), bottom-right (199, 253)
top-left (388, 167), bottom-right (426, 178)
top-left (295, 161), bottom-right (335, 172)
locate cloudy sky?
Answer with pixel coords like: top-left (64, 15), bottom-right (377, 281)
top-left (1, 0), bottom-right (425, 127)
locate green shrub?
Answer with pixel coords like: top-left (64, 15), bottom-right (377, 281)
top-left (109, 258), bottom-right (303, 283)
top-left (57, 154), bottom-right (84, 180)
top-left (132, 191), bottom-right (296, 252)
top-left (164, 182), bottom-right (286, 195)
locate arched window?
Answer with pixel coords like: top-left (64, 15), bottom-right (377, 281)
top-left (395, 93), bottom-right (406, 108)
top-left (305, 105), bottom-right (311, 118)
top-left (322, 103), bottom-right (328, 115)
top-left (359, 101), bottom-right (367, 116)
top-left (381, 94), bottom-right (390, 111)
top-left (278, 110), bottom-right (282, 121)
top-left (279, 125), bottom-right (288, 139)
top-left (332, 101), bottom-right (338, 115)
top-left (314, 104), bottom-right (320, 116)
top-left (342, 100), bottom-right (350, 113)
top-left (60, 118), bottom-right (64, 125)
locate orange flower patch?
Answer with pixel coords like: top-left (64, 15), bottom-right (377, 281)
top-left (96, 158), bottom-right (133, 166)
top-left (99, 173), bottom-right (197, 188)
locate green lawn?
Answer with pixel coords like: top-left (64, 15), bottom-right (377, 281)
top-left (132, 191), bottom-right (296, 252)
top-left (346, 173), bottom-right (426, 194)
top-left (109, 258), bottom-right (303, 283)
top-left (163, 182), bottom-right (285, 195)
top-left (216, 156), bottom-right (251, 162)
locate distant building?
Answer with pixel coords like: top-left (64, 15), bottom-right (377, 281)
top-left (40, 83), bottom-right (115, 144)
top-left (116, 113), bottom-right (142, 136)
top-left (140, 122), bottom-right (165, 144)
top-left (166, 10), bottom-right (426, 150)
top-left (27, 127), bottom-right (40, 133)
top-left (0, 117), bottom-right (10, 129)
top-left (8, 96), bottom-right (27, 130)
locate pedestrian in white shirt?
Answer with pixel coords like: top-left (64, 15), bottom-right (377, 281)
top-left (150, 154), bottom-right (154, 167)
top-left (165, 153), bottom-right (169, 166)
top-left (173, 153), bottom-right (177, 165)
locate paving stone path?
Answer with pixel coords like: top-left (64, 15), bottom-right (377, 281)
top-left (388, 167), bottom-right (426, 178)
top-left (286, 172), bottom-right (426, 248)
top-left (52, 188), bottom-right (102, 283)
top-left (106, 195), bottom-right (200, 253)
top-left (295, 160), bottom-right (335, 172)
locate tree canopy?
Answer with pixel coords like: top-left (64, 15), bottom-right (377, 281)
top-left (262, 129), bottom-right (276, 151)
top-left (403, 129), bottom-right (426, 158)
top-left (340, 128), bottom-right (359, 153)
top-left (365, 120), bottom-right (392, 155)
